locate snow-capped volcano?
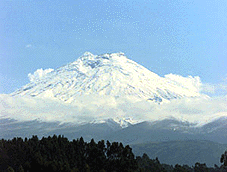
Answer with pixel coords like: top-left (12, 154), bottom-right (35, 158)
top-left (11, 52), bottom-right (202, 103)
top-left (2, 52), bottom-right (227, 141)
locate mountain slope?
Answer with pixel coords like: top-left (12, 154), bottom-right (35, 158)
top-left (11, 52), bottom-right (202, 103)
top-left (131, 140), bottom-right (227, 167)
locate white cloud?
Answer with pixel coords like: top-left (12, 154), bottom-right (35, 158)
top-left (222, 74), bottom-right (227, 82)
top-left (25, 44), bottom-right (32, 48)
top-left (201, 74), bottom-right (227, 95)
top-left (28, 68), bottom-right (54, 82)
top-left (1, 93), bottom-right (227, 126)
top-left (202, 83), bottom-right (227, 95)
top-left (164, 74), bottom-right (202, 93)
top-left (219, 84), bottom-right (227, 90)
top-left (202, 83), bottom-right (216, 94)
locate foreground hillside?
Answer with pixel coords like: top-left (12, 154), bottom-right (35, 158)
top-left (131, 140), bottom-right (227, 167)
top-left (1, 135), bottom-right (227, 172)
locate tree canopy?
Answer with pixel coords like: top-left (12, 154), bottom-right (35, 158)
top-left (1, 135), bottom-right (227, 172)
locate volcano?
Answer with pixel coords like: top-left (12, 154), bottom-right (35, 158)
top-left (11, 52), bottom-right (202, 103)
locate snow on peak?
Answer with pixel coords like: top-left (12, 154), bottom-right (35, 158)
top-left (77, 52), bottom-right (126, 63)
top-left (12, 52), bottom-right (202, 103)
top-left (83, 51), bottom-right (94, 56)
top-left (72, 52), bottom-right (132, 74)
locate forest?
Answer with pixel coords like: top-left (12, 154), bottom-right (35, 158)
top-left (1, 135), bottom-right (227, 172)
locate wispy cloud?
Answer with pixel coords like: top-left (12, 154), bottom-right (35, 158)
top-left (28, 68), bottom-right (54, 82)
top-left (25, 44), bottom-right (32, 48)
top-left (223, 74), bottom-right (227, 82)
top-left (202, 83), bottom-right (227, 95)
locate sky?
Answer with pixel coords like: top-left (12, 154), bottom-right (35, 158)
top-left (1, 0), bottom-right (227, 96)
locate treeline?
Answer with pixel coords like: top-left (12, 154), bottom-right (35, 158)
top-left (0, 135), bottom-right (227, 172)
top-left (0, 135), bottom-right (137, 172)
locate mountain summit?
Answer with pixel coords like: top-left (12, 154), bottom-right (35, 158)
top-left (11, 52), bottom-right (202, 103)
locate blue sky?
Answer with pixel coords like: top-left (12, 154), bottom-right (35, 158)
top-left (1, 0), bottom-right (227, 95)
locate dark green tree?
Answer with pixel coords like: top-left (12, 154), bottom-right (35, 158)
top-left (136, 153), bottom-right (166, 172)
top-left (221, 151), bottom-right (227, 166)
top-left (18, 165), bottom-right (24, 172)
top-left (194, 162), bottom-right (209, 172)
top-left (0, 135), bottom-right (139, 172)
top-left (6, 166), bottom-right (15, 172)
top-left (173, 164), bottom-right (191, 172)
